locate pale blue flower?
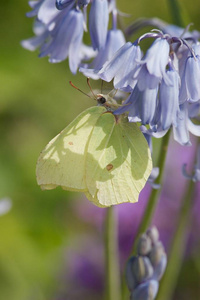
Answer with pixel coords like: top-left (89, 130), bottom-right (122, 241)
top-left (97, 42), bottom-right (142, 91)
top-left (142, 134), bottom-right (160, 189)
top-left (56, 0), bottom-right (76, 10)
top-left (137, 37), bottom-right (170, 91)
top-left (140, 99), bottom-right (200, 146)
top-left (163, 24), bottom-right (200, 40)
top-left (179, 43), bottom-right (200, 103)
top-left (22, 5), bottom-right (86, 74)
top-left (141, 103), bottom-right (191, 146)
top-left (39, 9), bottom-right (84, 73)
top-left (89, 0), bottom-right (109, 50)
top-left (114, 85), bottom-right (158, 125)
top-left (21, 21), bottom-right (49, 51)
top-left (158, 68), bottom-right (180, 130)
top-left (182, 145), bottom-right (200, 182)
top-left (184, 55), bottom-right (200, 103)
top-left (36, 0), bottom-right (61, 26)
top-left (26, 0), bottom-right (44, 18)
top-left (148, 167), bottom-right (160, 190)
top-left (79, 29), bottom-right (126, 79)
top-left (173, 103), bottom-right (193, 146)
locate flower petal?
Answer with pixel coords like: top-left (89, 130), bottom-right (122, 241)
top-left (89, 0), bottom-right (109, 50)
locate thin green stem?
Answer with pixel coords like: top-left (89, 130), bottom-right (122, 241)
top-left (167, 0), bottom-right (185, 27)
top-left (156, 179), bottom-right (195, 300)
top-left (132, 129), bottom-right (171, 254)
top-left (104, 207), bottom-right (121, 300)
top-left (121, 131), bottom-right (171, 300)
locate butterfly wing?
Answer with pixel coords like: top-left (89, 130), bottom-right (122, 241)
top-left (85, 113), bottom-right (152, 206)
top-left (36, 106), bottom-right (106, 191)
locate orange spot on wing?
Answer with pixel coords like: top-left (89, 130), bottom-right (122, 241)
top-left (106, 164), bottom-right (113, 171)
top-left (68, 141), bottom-right (73, 145)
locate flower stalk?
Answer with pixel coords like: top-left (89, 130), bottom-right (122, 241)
top-left (132, 129), bottom-right (171, 254)
top-left (156, 179), bottom-right (195, 300)
top-left (104, 207), bottom-right (121, 300)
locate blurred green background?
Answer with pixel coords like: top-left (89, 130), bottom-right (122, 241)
top-left (0, 0), bottom-right (200, 299)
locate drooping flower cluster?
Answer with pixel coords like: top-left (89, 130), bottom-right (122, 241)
top-left (22, 0), bottom-right (125, 74)
top-left (91, 29), bottom-right (200, 146)
top-left (126, 227), bottom-right (167, 300)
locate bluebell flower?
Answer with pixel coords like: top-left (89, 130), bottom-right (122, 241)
top-left (21, 21), bottom-right (49, 51)
top-left (140, 103), bottom-right (191, 146)
top-left (56, 0), bottom-right (76, 10)
top-left (114, 84), bottom-right (158, 125)
top-left (35, 0), bottom-right (61, 26)
top-left (22, 4), bottom-right (87, 74)
top-left (97, 42), bottom-right (142, 91)
top-left (180, 44), bottom-right (200, 103)
top-left (173, 100), bottom-right (200, 146)
top-left (148, 167), bottom-right (160, 190)
top-left (140, 99), bottom-right (200, 146)
top-left (182, 145), bottom-right (200, 182)
top-left (142, 133), bottom-right (160, 189)
top-left (40, 8), bottom-right (84, 73)
top-left (89, 0), bottom-right (109, 50)
top-left (26, 0), bottom-right (44, 18)
top-left (157, 68), bottom-right (180, 130)
top-left (137, 36), bottom-right (171, 91)
top-left (163, 23), bottom-right (200, 40)
top-left (79, 28), bottom-right (126, 79)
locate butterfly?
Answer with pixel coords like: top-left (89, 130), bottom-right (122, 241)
top-left (36, 81), bottom-right (152, 207)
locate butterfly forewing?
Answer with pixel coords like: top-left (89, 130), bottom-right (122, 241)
top-left (36, 106), bottom-right (106, 191)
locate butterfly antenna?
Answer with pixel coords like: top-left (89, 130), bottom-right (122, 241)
top-left (108, 88), bottom-right (118, 98)
top-left (101, 80), bottom-right (104, 93)
top-left (87, 77), bottom-right (97, 98)
top-left (69, 81), bottom-right (92, 99)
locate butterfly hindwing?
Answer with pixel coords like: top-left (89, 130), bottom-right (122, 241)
top-left (85, 114), bottom-right (152, 206)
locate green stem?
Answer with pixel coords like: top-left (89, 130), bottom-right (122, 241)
top-left (167, 0), bottom-right (185, 27)
top-left (156, 179), bottom-right (195, 300)
top-left (132, 130), bottom-right (171, 254)
top-left (105, 207), bottom-right (121, 300)
top-left (121, 131), bottom-right (171, 300)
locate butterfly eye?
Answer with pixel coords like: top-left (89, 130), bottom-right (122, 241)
top-left (97, 96), bottom-right (106, 104)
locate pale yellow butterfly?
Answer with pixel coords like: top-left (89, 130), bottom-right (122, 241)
top-left (36, 81), bottom-right (152, 207)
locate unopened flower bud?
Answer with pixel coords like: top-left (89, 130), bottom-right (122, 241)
top-left (126, 256), bottom-right (154, 290)
top-left (126, 256), bottom-right (138, 291)
top-left (149, 241), bottom-right (167, 280)
top-left (146, 226), bottom-right (159, 245)
top-left (134, 257), bottom-right (154, 284)
top-left (137, 234), bottom-right (152, 256)
top-left (130, 280), bottom-right (159, 300)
